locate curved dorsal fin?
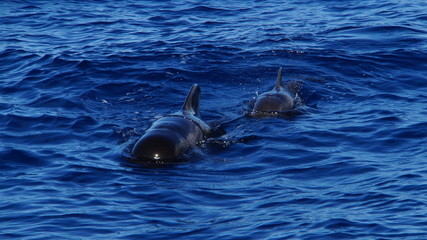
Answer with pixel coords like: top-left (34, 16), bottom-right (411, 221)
top-left (274, 67), bottom-right (283, 92)
top-left (181, 84), bottom-right (201, 116)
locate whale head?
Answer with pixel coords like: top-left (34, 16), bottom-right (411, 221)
top-left (131, 131), bottom-right (183, 162)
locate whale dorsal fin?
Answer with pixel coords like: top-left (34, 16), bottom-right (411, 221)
top-left (181, 84), bottom-right (201, 116)
top-left (274, 67), bottom-right (283, 92)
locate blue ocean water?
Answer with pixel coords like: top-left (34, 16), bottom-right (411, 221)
top-left (1, 0), bottom-right (427, 239)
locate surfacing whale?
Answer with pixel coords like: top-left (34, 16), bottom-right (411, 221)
top-left (132, 84), bottom-right (211, 163)
top-left (250, 67), bottom-right (295, 116)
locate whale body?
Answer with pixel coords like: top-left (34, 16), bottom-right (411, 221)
top-left (132, 84), bottom-right (211, 162)
top-left (252, 67), bottom-right (295, 114)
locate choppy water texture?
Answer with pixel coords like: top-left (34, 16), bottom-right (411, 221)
top-left (1, 0), bottom-right (427, 239)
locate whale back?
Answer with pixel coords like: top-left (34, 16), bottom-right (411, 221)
top-left (252, 67), bottom-right (295, 114)
top-left (132, 84), bottom-right (212, 162)
top-left (181, 84), bottom-right (201, 116)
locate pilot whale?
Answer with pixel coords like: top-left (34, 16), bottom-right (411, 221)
top-left (132, 84), bottom-right (211, 162)
top-left (252, 67), bottom-right (295, 114)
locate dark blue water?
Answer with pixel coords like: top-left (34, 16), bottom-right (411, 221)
top-left (1, 0), bottom-right (427, 239)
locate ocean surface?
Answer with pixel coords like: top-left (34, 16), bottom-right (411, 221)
top-left (1, 0), bottom-right (427, 239)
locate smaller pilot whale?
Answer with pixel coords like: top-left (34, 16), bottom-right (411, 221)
top-left (252, 67), bottom-right (295, 114)
top-left (132, 84), bottom-right (211, 162)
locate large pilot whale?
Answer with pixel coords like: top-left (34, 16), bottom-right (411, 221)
top-left (132, 84), bottom-right (212, 162)
top-left (251, 67), bottom-right (295, 115)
